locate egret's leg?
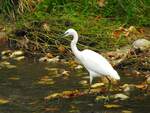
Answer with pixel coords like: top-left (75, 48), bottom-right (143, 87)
top-left (106, 76), bottom-right (111, 92)
top-left (104, 76), bottom-right (112, 102)
top-left (88, 75), bottom-right (93, 93)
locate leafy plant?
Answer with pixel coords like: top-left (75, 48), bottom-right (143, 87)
top-left (101, 0), bottom-right (150, 25)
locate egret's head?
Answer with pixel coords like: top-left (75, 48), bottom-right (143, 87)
top-left (64, 28), bottom-right (77, 37)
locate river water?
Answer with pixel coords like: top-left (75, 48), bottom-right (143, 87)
top-left (0, 57), bottom-right (149, 113)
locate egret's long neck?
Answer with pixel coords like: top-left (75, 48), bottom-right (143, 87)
top-left (71, 32), bottom-right (81, 58)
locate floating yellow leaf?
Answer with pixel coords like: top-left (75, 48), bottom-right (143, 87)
top-left (79, 80), bottom-right (88, 86)
top-left (104, 104), bottom-right (122, 109)
top-left (8, 77), bottom-right (20, 80)
top-left (45, 93), bottom-right (61, 100)
top-left (91, 83), bottom-right (104, 88)
top-left (45, 105), bottom-right (59, 112)
top-left (0, 98), bottom-right (9, 104)
top-left (95, 95), bottom-right (108, 101)
top-left (122, 110), bottom-right (133, 113)
top-left (37, 76), bottom-right (55, 85)
top-left (61, 70), bottom-right (70, 76)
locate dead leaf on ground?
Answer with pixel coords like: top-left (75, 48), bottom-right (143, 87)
top-left (97, 0), bottom-right (106, 7)
top-left (67, 60), bottom-right (79, 68)
top-left (42, 22), bottom-right (50, 31)
top-left (58, 44), bottom-right (65, 53)
top-left (46, 53), bottom-right (53, 58)
top-left (112, 30), bottom-right (122, 38)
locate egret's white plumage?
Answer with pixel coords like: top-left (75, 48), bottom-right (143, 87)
top-left (64, 28), bottom-right (120, 85)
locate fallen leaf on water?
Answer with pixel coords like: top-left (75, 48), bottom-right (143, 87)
top-left (95, 95), bottom-right (108, 101)
top-left (122, 110), bottom-right (133, 113)
top-left (37, 76), bottom-right (55, 85)
top-left (6, 64), bottom-right (17, 69)
top-left (61, 70), bottom-right (70, 76)
top-left (91, 83), bottom-right (104, 88)
top-left (0, 98), bottom-right (9, 104)
top-left (10, 50), bottom-right (24, 58)
top-left (104, 104), bottom-right (122, 109)
top-left (1, 50), bottom-right (11, 55)
top-left (45, 90), bottom-right (85, 100)
top-left (62, 90), bottom-right (81, 98)
top-left (45, 106), bottom-right (59, 112)
top-left (114, 93), bottom-right (129, 100)
top-left (8, 77), bottom-right (20, 80)
top-left (45, 93), bottom-right (61, 100)
top-left (79, 80), bottom-right (88, 86)
top-left (14, 56), bottom-right (25, 61)
top-left (67, 60), bottom-right (78, 68)
top-left (135, 84), bottom-right (148, 90)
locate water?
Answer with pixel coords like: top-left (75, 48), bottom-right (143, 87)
top-left (0, 60), bottom-right (149, 113)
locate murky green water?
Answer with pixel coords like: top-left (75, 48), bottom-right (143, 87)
top-left (0, 59), bottom-right (149, 113)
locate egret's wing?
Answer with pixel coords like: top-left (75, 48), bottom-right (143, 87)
top-left (80, 49), bottom-right (119, 79)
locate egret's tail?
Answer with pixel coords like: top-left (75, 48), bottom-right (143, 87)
top-left (110, 70), bottom-right (120, 80)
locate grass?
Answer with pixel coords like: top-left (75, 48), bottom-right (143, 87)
top-left (0, 0), bottom-right (148, 54)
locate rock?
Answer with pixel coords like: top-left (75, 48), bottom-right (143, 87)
top-left (114, 93), bottom-right (129, 100)
top-left (132, 39), bottom-right (150, 51)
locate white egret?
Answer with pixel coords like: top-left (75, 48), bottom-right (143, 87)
top-left (64, 28), bottom-right (120, 91)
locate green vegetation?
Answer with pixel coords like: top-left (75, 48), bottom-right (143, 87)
top-left (0, 0), bottom-right (149, 52)
top-left (1, 0), bottom-right (149, 25)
